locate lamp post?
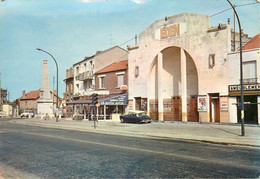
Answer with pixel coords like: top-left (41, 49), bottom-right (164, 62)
top-left (36, 48), bottom-right (59, 122)
top-left (226, 0), bottom-right (245, 136)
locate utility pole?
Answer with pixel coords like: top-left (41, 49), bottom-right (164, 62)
top-left (0, 73), bottom-right (2, 111)
top-left (53, 76), bottom-right (55, 114)
top-left (233, 4), bottom-right (236, 51)
top-left (227, 0), bottom-right (245, 136)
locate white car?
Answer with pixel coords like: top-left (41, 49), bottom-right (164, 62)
top-left (21, 110), bottom-right (34, 118)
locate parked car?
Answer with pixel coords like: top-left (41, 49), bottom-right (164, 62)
top-left (120, 111), bottom-right (152, 123)
top-left (21, 110), bottom-right (34, 118)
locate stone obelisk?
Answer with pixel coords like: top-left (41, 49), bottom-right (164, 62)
top-left (37, 59), bottom-right (54, 118)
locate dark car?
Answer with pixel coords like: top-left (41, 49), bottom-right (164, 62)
top-left (120, 111), bottom-right (152, 123)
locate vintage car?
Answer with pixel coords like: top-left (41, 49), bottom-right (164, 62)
top-left (120, 111), bottom-right (152, 123)
top-left (21, 110), bottom-right (34, 118)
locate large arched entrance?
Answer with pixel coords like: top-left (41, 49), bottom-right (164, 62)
top-left (148, 46), bottom-right (199, 122)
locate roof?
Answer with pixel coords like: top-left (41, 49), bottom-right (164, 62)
top-left (240, 34), bottom-right (260, 51)
top-left (19, 90), bottom-right (61, 100)
top-left (96, 60), bottom-right (128, 74)
top-left (20, 90), bottom-right (40, 100)
top-left (73, 46), bottom-right (128, 66)
top-left (73, 55), bottom-right (94, 66)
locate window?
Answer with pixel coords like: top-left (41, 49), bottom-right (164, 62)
top-left (243, 61), bottom-right (257, 84)
top-left (117, 74), bottom-right (124, 87)
top-left (99, 76), bottom-right (105, 89)
top-left (83, 81), bottom-right (88, 90)
top-left (209, 54), bottom-right (215, 68)
top-left (66, 84), bottom-right (69, 93)
top-left (135, 66), bottom-right (139, 78)
top-left (76, 66), bottom-right (79, 75)
top-left (76, 84), bottom-right (79, 92)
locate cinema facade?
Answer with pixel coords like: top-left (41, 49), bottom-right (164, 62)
top-left (128, 13), bottom-right (260, 124)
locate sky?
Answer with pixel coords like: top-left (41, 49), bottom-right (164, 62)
top-left (0, 0), bottom-right (259, 101)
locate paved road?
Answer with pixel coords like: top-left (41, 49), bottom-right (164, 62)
top-left (0, 119), bottom-right (260, 178)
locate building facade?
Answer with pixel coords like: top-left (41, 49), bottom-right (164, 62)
top-left (228, 34), bottom-right (260, 124)
top-left (73, 46), bottom-right (128, 98)
top-left (19, 90), bottom-right (39, 114)
top-left (67, 46), bottom-right (128, 120)
top-left (128, 13), bottom-right (257, 124)
top-left (19, 89), bottom-right (60, 116)
top-left (95, 60), bottom-right (128, 120)
top-left (63, 67), bottom-right (74, 117)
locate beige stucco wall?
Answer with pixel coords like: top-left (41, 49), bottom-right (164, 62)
top-left (94, 46), bottom-right (128, 73)
top-left (128, 13), bottom-right (233, 122)
top-left (129, 13), bottom-right (231, 99)
top-left (2, 104), bottom-right (12, 116)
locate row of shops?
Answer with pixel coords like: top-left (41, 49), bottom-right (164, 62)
top-left (67, 93), bottom-right (128, 121)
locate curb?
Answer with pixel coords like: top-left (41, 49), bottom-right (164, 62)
top-left (10, 120), bottom-right (260, 148)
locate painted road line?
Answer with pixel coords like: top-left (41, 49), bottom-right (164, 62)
top-left (21, 131), bottom-right (259, 171)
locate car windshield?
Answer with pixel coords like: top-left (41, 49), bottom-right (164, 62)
top-left (136, 113), bottom-right (146, 117)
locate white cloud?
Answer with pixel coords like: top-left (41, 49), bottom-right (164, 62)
top-left (131, 0), bottom-right (146, 4)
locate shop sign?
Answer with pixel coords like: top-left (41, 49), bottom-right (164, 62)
top-left (160, 24), bottom-right (180, 39)
top-left (220, 97), bottom-right (228, 112)
top-left (229, 83), bottom-right (260, 96)
top-left (198, 96), bottom-right (207, 112)
top-left (100, 94), bottom-right (128, 105)
top-left (229, 84), bottom-right (260, 92)
top-left (129, 100), bottom-right (133, 110)
top-left (155, 22), bottom-right (186, 40)
top-left (120, 85), bottom-right (128, 91)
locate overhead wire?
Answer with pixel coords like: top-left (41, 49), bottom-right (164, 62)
top-left (210, 2), bottom-right (258, 17)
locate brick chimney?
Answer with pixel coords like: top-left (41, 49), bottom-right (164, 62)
top-left (23, 90), bottom-right (26, 97)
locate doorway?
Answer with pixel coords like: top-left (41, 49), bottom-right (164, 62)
top-left (237, 96), bottom-right (258, 124)
top-left (135, 97), bottom-right (141, 111)
top-left (209, 94), bottom-right (220, 123)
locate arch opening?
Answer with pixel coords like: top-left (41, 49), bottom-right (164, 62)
top-left (148, 46), bottom-right (198, 122)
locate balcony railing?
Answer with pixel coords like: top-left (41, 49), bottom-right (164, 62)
top-left (76, 71), bottom-right (93, 81)
top-left (242, 78), bottom-right (258, 84)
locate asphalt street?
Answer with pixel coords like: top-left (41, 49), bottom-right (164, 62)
top-left (0, 119), bottom-right (260, 178)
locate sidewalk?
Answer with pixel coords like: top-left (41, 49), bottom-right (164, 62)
top-left (11, 118), bottom-right (260, 148)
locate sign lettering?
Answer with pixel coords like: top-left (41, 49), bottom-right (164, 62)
top-left (160, 24), bottom-right (180, 39)
top-left (229, 84), bottom-right (260, 92)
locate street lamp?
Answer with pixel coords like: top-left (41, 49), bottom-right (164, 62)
top-left (36, 48), bottom-right (59, 122)
top-left (226, 0), bottom-right (245, 136)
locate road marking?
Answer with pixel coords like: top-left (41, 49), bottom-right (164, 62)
top-left (21, 131), bottom-right (259, 171)
top-left (0, 131), bottom-right (6, 133)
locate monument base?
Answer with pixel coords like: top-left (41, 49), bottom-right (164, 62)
top-left (37, 100), bottom-right (55, 119)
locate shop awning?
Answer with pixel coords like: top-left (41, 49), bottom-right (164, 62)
top-left (99, 93), bottom-right (128, 105)
top-left (66, 98), bottom-right (92, 106)
top-left (66, 93), bottom-right (128, 106)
